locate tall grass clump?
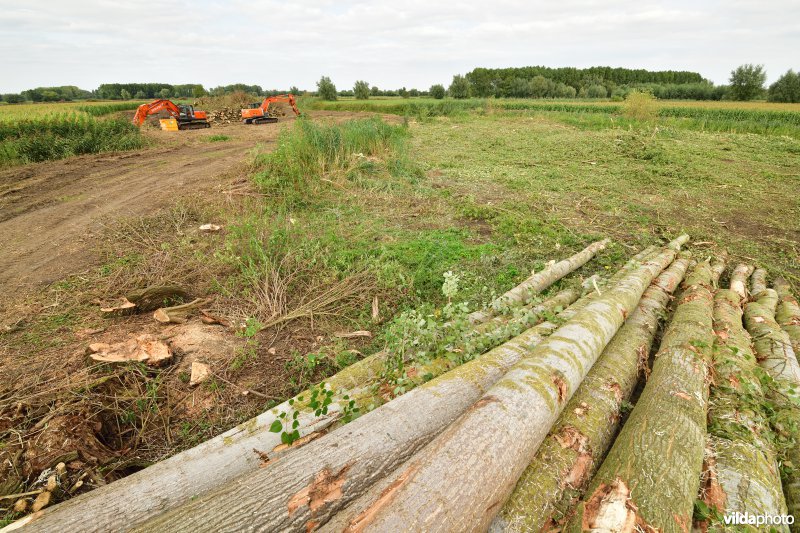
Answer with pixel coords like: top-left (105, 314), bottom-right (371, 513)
top-left (252, 117), bottom-right (415, 204)
top-left (78, 102), bottom-right (143, 116)
top-left (0, 113), bottom-right (144, 165)
top-left (623, 90), bottom-right (659, 121)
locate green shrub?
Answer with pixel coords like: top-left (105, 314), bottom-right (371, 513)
top-left (586, 84), bottom-right (608, 98)
top-left (354, 80), bottom-right (370, 100)
top-left (448, 75), bottom-right (471, 99)
top-left (429, 84), bottom-right (446, 99)
top-left (623, 90), bottom-right (658, 121)
top-left (317, 76), bottom-right (337, 101)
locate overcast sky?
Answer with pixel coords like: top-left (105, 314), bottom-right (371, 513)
top-left (1, 0), bottom-right (797, 93)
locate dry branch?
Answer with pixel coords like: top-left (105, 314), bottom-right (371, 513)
top-left (568, 257), bottom-right (722, 532)
top-left (493, 252), bottom-right (691, 532)
top-left (153, 298), bottom-right (206, 324)
top-left (467, 238), bottom-right (610, 324)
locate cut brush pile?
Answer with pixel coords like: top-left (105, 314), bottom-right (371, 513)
top-left (9, 236), bottom-right (800, 532)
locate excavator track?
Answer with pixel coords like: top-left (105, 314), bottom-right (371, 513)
top-left (251, 116), bottom-right (279, 125)
top-left (178, 121), bottom-right (211, 130)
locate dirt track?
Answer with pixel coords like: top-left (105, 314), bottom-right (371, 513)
top-left (0, 111), bottom-right (378, 309)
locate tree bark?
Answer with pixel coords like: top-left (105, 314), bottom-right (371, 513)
top-left (310, 243), bottom-right (684, 533)
top-left (566, 258), bottom-right (722, 533)
top-left (751, 268), bottom-right (768, 297)
top-left (467, 238), bottom-right (610, 323)
top-left (775, 278), bottom-right (800, 363)
top-left (729, 263), bottom-right (754, 301)
top-left (490, 253), bottom-right (691, 532)
top-left (704, 276), bottom-right (787, 524)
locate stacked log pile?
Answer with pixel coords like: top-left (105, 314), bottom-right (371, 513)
top-left (13, 236), bottom-right (800, 532)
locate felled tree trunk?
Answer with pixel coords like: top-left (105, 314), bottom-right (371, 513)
top-left (744, 287), bottom-right (800, 523)
top-left (566, 258), bottom-right (722, 533)
top-left (467, 238), bottom-right (610, 323)
top-left (491, 253), bottom-right (691, 532)
top-left (704, 276), bottom-right (787, 524)
top-left (305, 244), bottom-right (682, 533)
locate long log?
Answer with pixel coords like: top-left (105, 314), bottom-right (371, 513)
top-left (566, 258), bottom-right (722, 532)
top-left (467, 238), bottom-right (610, 323)
top-left (704, 275), bottom-right (787, 523)
top-left (744, 287), bottom-right (800, 523)
top-left (305, 242), bottom-right (684, 532)
top-left (491, 252), bottom-right (691, 532)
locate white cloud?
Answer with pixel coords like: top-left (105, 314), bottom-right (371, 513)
top-left (0, 0), bottom-right (797, 92)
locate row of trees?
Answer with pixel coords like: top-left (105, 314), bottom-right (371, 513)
top-left (5, 66), bottom-right (799, 104)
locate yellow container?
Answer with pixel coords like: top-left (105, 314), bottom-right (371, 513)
top-left (159, 118), bottom-right (179, 131)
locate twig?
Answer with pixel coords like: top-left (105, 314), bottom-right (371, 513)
top-left (0, 489), bottom-right (43, 501)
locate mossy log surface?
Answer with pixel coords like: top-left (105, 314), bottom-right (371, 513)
top-left (775, 278), bottom-right (800, 363)
top-left (467, 238), bottom-right (610, 323)
top-left (751, 268), bottom-right (769, 297)
top-left (567, 259), bottom-right (721, 533)
top-left (706, 279), bottom-right (787, 524)
top-left (319, 244), bottom-right (684, 533)
top-left (491, 253), bottom-right (691, 532)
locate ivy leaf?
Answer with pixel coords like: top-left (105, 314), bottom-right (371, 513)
top-left (269, 420), bottom-right (283, 433)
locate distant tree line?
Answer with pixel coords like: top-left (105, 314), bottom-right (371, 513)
top-left (4, 65), bottom-right (799, 105)
top-left (1, 83), bottom-right (308, 104)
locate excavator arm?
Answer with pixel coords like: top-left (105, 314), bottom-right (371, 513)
top-left (259, 94), bottom-right (300, 116)
top-left (132, 99), bottom-right (181, 126)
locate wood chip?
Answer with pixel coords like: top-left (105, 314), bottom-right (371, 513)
top-left (87, 334), bottom-right (172, 366)
top-left (190, 361), bottom-right (211, 386)
top-left (199, 224), bottom-right (222, 232)
top-left (31, 490), bottom-right (51, 512)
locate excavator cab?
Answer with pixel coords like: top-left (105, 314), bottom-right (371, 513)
top-left (132, 99), bottom-right (210, 131)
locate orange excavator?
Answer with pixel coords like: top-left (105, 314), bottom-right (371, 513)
top-left (132, 99), bottom-right (210, 131)
top-left (241, 94), bottom-right (300, 125)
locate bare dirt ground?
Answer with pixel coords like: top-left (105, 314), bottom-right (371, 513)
top-left (0, 111), bottom-right (382, 312)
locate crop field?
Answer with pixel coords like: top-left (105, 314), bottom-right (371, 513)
top-left (1, 97), bottom-right (800, 528)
